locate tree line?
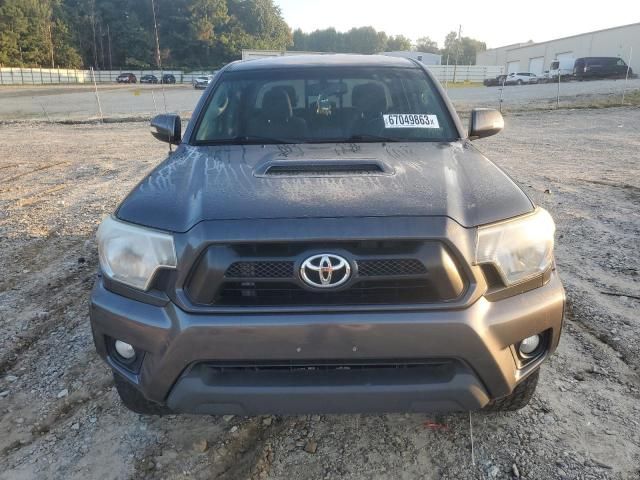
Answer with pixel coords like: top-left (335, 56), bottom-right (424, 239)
top-left (0, 0), bottom-right (486, 69)
top-left (0, 0), bottom-right (291, 69)
top-left (292, 28), bottom-right (485, 65)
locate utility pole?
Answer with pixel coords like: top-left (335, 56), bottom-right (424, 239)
top-left (452, 24), bottom-right (462, 83)
top-left (150, 0), bottom-right (167, 112)
top-left (107, 24), bottom-right (113, 71)
top-left (91, 0), bottom-right (98, 69)
top-left (48, 21), bottom-right (55, 68)
top-left (98, 21), bottom-right (105, 70)
top-left (622, 46), bottom-right (633, 105)
top-left (151, 0), bottom-right (162, 69)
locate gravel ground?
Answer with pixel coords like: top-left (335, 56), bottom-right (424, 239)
top-left (446, 78), bottom-right (640, 111)
top-left (0, 107), bottom-right (639, 479)
top-left (0, 77), bottom-right (638, 121)
top-left (0, 84), bottom-right (202, 121)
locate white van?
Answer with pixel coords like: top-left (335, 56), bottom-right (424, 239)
top-left (548, 57), bottom-right (575, 80)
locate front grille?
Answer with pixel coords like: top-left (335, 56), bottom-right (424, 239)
top-left (202, 359), bottom-right (453, 372)
top-left (216, 279), bottom-right (439, 306)
top-left (225, 261), bottom-right (293, 279)
top-left (224, 258), bottom-right (425, 279)
top-left (195, 359), bottom-right (457, 387)
top-left (357, 259), bottom-right (427, 276)
top-left (186, 240), bottom-right (466, 308)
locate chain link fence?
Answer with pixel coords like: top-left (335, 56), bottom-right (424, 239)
top-left (0, 67), bottom-right (219, 85)
top-left (0, 66), bottom-right (638, 123)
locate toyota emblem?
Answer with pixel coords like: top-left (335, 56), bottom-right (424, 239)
top-left (300, 254), bottom-right (351, 288)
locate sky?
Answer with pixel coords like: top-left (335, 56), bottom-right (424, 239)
top-left (274, 0), bottom-right (639, 49)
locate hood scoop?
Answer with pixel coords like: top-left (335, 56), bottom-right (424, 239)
top-left (255, 159), bottom-right (393, 177)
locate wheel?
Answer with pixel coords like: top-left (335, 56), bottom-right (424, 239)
top-left (113, 372), bottom-right (171, 415)
top-left (517, 79), bottom-right (523, 85)
top-left (483, 369), bottom-right (539, 412)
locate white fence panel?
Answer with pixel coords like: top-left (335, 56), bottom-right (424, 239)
top-left (0, 68), bottom-right (185, 85)
top-left (427, 65), bottom-right (504, 83)
top-left (0, 65), bottom-right (504, 85)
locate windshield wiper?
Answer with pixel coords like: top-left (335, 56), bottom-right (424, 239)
top-left (200, 135), bottom-right (298, 145)
top-left (343, 134), bottom-right (402, 143)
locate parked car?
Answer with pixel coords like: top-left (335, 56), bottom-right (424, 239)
top-left (505, 72), bottom-right (538, 85)
top-left (483, 74), bottom-right (507, 86)
top-left (140, 74), bottom-right (158, 84)
top-left (573, 57), bottom-right (632, 80)
top-left (116, 73), bottom-right (137, 84)
top-left (92, 54), bottom-right (564, 416)
top-left (193, 75), bottom-right (211, 89)
top-left (548, 57), bottom-right (575, 80)
top-left (161, 73), bottom-right (176, 84)
top-left (537, 70), bottom-right (551, 83)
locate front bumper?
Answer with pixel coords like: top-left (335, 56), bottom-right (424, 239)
top-left (90, 271), bottom-right (564, 414)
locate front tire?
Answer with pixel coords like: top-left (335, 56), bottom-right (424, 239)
top-left (517, 79), bottom-right (523, 85)
top-left (483, 369), bottom-right (539, 412)
top-left (113, 373), bottom-right (171, 415)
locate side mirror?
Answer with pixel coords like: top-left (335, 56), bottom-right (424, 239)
top-left (150, 114), bottom-right (181, 144)
top-left (468, 108), bottom-right (504, 140)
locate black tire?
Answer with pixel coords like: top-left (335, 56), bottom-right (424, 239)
top-left (113, 373), bottom-right (172, 415)
top-left (517, 79), bottom-right (523, 85)
top-left (483, 369), bottom-right (539, 412)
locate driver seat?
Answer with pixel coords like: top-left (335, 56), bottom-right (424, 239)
top-left (247, 88), bottom-right (308, 140)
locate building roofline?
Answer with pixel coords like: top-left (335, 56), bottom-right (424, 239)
top-left (484, 22), bottom-right (640, 52)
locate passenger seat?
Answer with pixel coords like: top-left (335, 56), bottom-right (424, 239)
top-left (246, 88), bottom-right (308, 140)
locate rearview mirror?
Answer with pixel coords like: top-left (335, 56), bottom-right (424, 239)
top-left (150, 114), bottom-right (181, 144)
top-left (468, 108), bottom-right (504, 140)
top-left (308, 81), bottom-right (348, 96)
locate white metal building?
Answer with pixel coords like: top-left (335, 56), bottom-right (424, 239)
top-left (382, 51), bottom-right (441, 65)
top-left (242, 49), bottom-right (441, 65)
top-left (241, 50), bottom-right (328, 60)
top-left (476, 23), bottom-right (639, 75)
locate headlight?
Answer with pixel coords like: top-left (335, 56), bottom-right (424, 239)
top-left (476, 208), bottom-right (555, 286)
top-left (97, 216), bottom-right (177, 291)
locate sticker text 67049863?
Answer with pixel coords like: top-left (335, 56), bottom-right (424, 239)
top-left (383, 114), bottom-right (439, 129)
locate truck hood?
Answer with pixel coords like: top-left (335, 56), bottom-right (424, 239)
top-left (116, 142), bottom-right (533, 232)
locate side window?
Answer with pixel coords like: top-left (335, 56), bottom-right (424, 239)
top-left (617, 59), bottom-right (625, 66)
top-left (196, 82), bottom-right (239, 141)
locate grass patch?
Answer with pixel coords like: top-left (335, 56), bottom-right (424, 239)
top-left (442, 81), bottom-right (483, 89)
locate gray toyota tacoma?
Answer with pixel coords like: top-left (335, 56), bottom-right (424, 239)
top-left (90, 55), bottom-right (564, 415)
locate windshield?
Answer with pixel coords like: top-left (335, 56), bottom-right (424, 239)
top-left (193, 67), bottom-right (457, 144)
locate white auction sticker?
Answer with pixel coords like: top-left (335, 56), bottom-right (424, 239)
top-left (383, 114), bottom-right (439, 129)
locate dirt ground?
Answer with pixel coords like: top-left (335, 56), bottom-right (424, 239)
top-left (0, 107), bottom-right (639, 480)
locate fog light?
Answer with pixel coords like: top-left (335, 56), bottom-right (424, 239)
top-left (519, 335), bottom-right (541, 356)
top-left (114, 340), bottom-right (136, 360)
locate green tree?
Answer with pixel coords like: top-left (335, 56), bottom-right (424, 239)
top-left (0, 0), bottom-right (27, 65)
top-left (292, 28), bottom-right (307, 51)
top-left (386, 35), bottom-right (412, 51)
top-left (5, 1), bottom-right (455, 70)
top-left (291, 27), bottom-right (415, 54)
top-left (441, 30), bottom-right (485, 65)
top-left (344, 26), bottom-right (384, 54)
top-left (0, 0), bottom-right (69, 67)
top-left (414, 36), bottom-right (438, 54)
top-left (228, 0), bottom-right (290, 50)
